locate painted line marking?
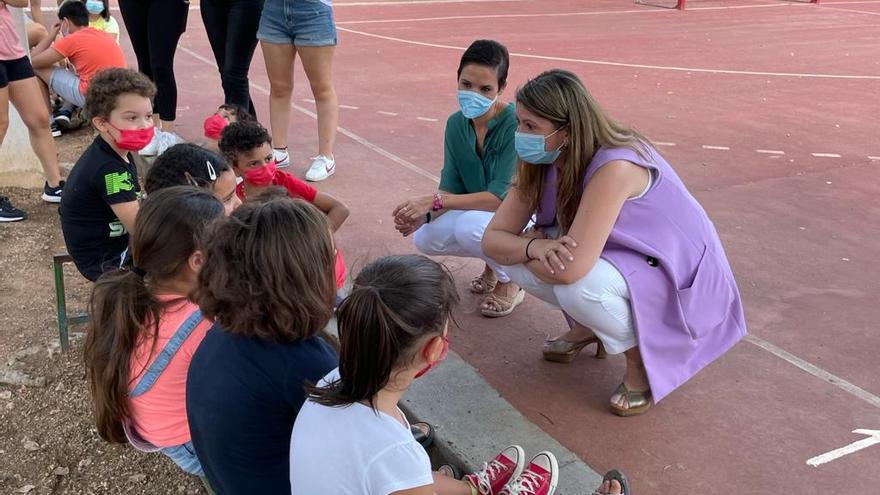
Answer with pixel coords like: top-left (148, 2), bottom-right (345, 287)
top-left (819, 5), bottom-right (880, 16)
top-left (654, 141), bottom-right (676, 147)
top-left (868, 156), bottom-right (880, 161)
top-left (812, 152), bottom-right (842, 158)
top-left (339, 104), bottom-right (360, 110)
top-left (417, 117), bottom-right (439, 122)
top-left (178, 45), bottom-right (441, 184)
top-left (303, 98), bottom-right (316, 104)
top-left (337, 27), bottom-right (880, 80)
top-left (182, 43), bottom-right (880, 413)
top-left (756, 149), bottom-right (785, 155)
top-left (378, 111), bottom-right (399, 116)
top-left (745, 335), bottom-right (880, 409)
top-left (807, 429), bottom-right (880, 467)
top-left (702, 145), bottom-right (730, 151)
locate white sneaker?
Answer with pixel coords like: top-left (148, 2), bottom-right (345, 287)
top-left (273, 148), bottom-right (291, 168)
top-left (139, 130), bottom-right (182, 156)
top-left (305, 154), bottom-right (336, 182)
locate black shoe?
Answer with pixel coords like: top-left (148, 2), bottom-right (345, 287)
top-left (0, 196), bottom-right (27, 222)
top-left (53, 108), bottom-right (72, 126)
top-left (42, 180), bottom-right (63, 203)
top-left (50, 121), bottom-right (62, 138)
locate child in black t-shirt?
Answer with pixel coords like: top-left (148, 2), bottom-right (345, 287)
top-left (60, 68), bottom-right (156, 281)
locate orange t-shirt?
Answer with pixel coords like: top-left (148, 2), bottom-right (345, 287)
top-left (53, 27), bottom-right (126, 94)
top-left (128, 297), bottom-right (211, 447)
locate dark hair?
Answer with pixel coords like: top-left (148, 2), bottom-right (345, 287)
top-left (145, 143), bottom-right (232, 194)
top-left (308, 255), bottom-right (458, 410)
top-left (58, 0), bottom-right (90, 27)
top-left (84, 68), bottom-right (156, 120)
top-left (218, 103), bottom-right (256, 122)
top-left (456, 39), bottom-right (510, 89)
top-left (218, 120), bottom-right (271, 165)
top-left (83, 187), bottom-right (224, 443)
top-left (195, 197), bottom-right (336, 342)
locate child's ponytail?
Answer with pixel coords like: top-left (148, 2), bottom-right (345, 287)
top-left (84, 270), bottom-right (162, 442)
top-left (308, 255), bottom-right (459, 409)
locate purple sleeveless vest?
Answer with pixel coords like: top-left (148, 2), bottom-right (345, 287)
top-left (536, 145), bottom-right (747, 402)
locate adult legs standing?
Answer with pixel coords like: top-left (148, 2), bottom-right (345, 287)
top-left (8, 77), bottom-right (62, 191)
top-left (201, 0), bottom-right (263, 116)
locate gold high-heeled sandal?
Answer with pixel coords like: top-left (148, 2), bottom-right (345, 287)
top-left (542, 335), bottom-right (607, 363)
top-left (609, 383), bottom-right (653, 417)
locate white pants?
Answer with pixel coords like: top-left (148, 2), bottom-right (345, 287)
top-left (503, 258), bottom-right (637, 354)
top-left (413, 210), bottom-right (510, 283)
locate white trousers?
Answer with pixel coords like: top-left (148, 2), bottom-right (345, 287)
top-left (503, 258), bottom-right (637, 354)
top-left (413, 210), bottom-right (510, 283)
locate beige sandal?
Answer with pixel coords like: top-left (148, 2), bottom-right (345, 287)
top-left (480, 289), bottom-right (525, 318)
top-left (470, 273), bottom-right (497, 295)
top-left (609, 383), bottom-right (653, 417)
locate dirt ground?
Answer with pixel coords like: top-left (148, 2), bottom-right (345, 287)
top-left (0, 127), bottom-right (205, 494)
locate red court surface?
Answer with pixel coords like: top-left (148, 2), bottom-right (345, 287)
top-left (130, 0), bottom-right (880, 492)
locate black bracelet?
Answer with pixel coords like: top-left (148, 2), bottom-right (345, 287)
top-left (525, 238), bottom-right (537, 261)
top-left (425, 212), bottom-right (432, 224)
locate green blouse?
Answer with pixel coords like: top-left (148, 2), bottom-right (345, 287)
top-left (439, 103), bottom-right (517, 200)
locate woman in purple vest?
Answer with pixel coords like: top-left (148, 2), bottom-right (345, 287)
top-left (482, 69), bottom-right (746, 417)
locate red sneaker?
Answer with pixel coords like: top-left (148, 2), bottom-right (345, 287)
top-left (498, 451), bottom-right (559, 495)
top-left (464, 445), bottom-right (525, 495)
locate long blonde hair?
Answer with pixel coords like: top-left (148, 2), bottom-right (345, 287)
top-left (514, 69), bottom-right (650, 232)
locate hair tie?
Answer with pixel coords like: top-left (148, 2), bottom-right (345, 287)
top-left (130, 266), bottom-right (146, 278)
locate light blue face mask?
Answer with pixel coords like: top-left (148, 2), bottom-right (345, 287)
top-left (86, 0), bottom-right (105, 14)
top-left (457, 90), bottom-right (495, 119)
top-left (515, 126), bottom-right (565, 164)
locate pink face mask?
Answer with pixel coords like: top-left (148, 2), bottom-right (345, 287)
top-left (414, 333), bottom-right (449, 379)
top-left (108, 123), bottom-right (155, 152)
top-left (203, 114), bottom-right (228, 140)
top-left (242, 160), bottom-right (277, 187)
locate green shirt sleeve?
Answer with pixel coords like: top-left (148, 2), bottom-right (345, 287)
top-left (439, 114), bottom-right (466, 194)
top-left (485, 107), bottom-right (518, 200)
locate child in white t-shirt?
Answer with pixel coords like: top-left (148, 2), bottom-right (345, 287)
top-left (290, 255), bottom-right (560, 495)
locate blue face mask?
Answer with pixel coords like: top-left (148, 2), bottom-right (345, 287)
top-left (86, 0), bottom-right (105, 14)
top-left (515, 127), bottom-right (565, 164)
top-left (457, 90), bottom-right (495, 119)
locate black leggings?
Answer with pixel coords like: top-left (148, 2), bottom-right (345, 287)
top-left (200, 0), bottom-right (263, 116)
top-left (118, 0), bottom-right (189, 122)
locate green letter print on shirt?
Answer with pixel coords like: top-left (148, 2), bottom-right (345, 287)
top-left (109, 220), bottom-right (126, 238)
top-left (104, 171), bottom-right (134, 196)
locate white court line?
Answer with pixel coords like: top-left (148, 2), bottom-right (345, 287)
top-left (378, 111), bottom-right (399, 116)
top-left (812, 152), bottom-right (842, 158)
top-left (868, 156), bottom-right (880, 160)
top-left (756, 149), bottom-right (786, 155)
top-left (337, 27), bottom-right (880, 80)
top-left (178, 45), bottom-right (441, 183)
top-left (417, 117), bottom-right (439, 122)
top-left (179, 43), bottom-right (880, 411)
top-left (807, 429), bottom-right (880, 467)
top-left (745, 335), bottom-right (880, 409)
top-left (654, 141), bottom-right (677, 147)
top-left (702, 145), bottom-right (730, 150)
top-left (304, 98), bottom-right (316, 104)
top-left (819, 5), bottom-right (880, 15)
top-left (340, 104), bottom-right (360, 110)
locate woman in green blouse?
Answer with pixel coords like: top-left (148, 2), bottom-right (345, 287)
top-left (393, 39), bottom-right (523, 317)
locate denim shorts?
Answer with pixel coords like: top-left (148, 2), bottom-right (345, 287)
top-left (49, 68), bottom-right (86, 107)
top-left (161, 441), bottom-right (204, 476)
top-left (257, 0), bottom-right (337, 46)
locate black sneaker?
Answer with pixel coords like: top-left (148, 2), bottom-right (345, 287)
top-left (42, 180), bottom-right (63, 203)
top-left (53, 108), bottom-right (72, 126)
top-left (50, 121), bottom-right (62, 138)
top-left (0, 196), bottom-right (27, 222)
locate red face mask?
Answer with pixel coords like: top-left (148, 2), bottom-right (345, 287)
top-left (242, 160), bottom-right (277, 187)
top-left (108, 123), bottom-right (155, 152)
top-left (203, 114), bottom-right (228, 140)
top-left (414, 333), bottom-right (449, 379)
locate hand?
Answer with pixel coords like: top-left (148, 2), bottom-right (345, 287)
top-left (394, 214), bottom-right (426, 237)
top-left (392, 195), bottom-right (434, 223)
top-left (520, 225), bottom-right (548, 240)
top-left (529, 236), bottom-right (578, 275)
top-left (50, 22), bottom-right (62, 36)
